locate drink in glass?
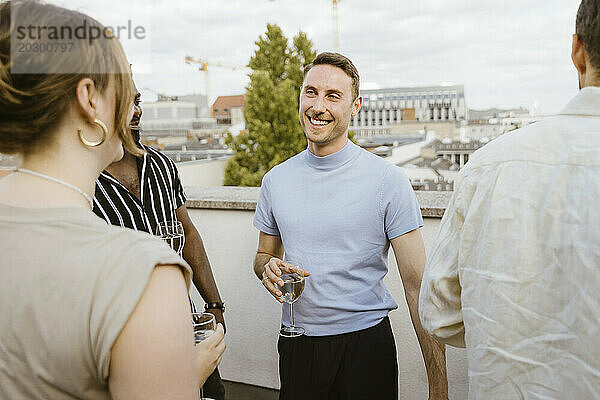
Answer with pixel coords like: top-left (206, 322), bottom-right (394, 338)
top-left (280, 269), bottom-right (306, 337)
top-left (192, 312), bottom-right (216, 400)
top-left (192, 312), bottom-right (216, 344)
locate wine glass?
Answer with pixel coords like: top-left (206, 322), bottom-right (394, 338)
top-left (156, 221), bottom-right (198, 313)
top-left (155, 220), bottom-right (185, 256)
top-left (192, 312), bottom-right (216, 400)
top-left (279, 262), bottom-right (306, 337)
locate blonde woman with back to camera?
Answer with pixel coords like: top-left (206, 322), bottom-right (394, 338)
top-left (0, 1), bottom-right (225, 399)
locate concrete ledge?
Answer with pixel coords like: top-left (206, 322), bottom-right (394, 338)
top-left (415, 190), bottom-right (453, 218)
top-left (185, 186), bottom-right (259, 211)
top-left (185, 186), bottom-right (452, 218)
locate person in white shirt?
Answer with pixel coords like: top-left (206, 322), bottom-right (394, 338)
top-left (418, 0), bottom-right (600, 398)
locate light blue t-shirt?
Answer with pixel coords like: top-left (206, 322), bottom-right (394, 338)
top-left (253, 140), bottom-right (423, 336)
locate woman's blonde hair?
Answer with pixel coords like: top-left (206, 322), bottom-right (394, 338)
top-left (0, 0), bottom-right (142, 156)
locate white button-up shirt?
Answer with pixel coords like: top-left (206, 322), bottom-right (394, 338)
top-left (419, 87), bottom-right (600, 399)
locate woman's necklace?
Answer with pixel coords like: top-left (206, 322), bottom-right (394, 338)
top-left (14, 168), bottom-right (94, 209)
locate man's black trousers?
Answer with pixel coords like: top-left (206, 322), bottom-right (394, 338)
top-left (278, 316), bottom-right (398, 400)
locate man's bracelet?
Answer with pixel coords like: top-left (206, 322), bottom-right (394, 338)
top-left (204, 302), bottom-right (226, 313)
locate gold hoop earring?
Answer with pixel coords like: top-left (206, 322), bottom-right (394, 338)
top-left (78, 119), bottom-right (108, 147)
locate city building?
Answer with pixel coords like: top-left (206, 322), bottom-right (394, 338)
top-left (350, 85), bottom-right (468, 138)
top-left (137, 95), bottom-right (236, 164)
top-left (160, 140), bottom-right (233, 163)
top-left (396, 136), bottom-right (493, 191)
top-left (178, 94), bottom-right (210, 117)
top-left (427, 137), bottom-right (488, 169)
top-left (460, 121), bottom-right (512, 141)
top-left (463, 106), bottom-right (543, 140)
top-left (211, 95), bottom-right (246, 126)
top-left (468, 107), bottom-right (530, 121)
top-left (140, 96), bottom-right (218, 138)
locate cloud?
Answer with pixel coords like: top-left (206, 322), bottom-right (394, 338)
top-left (52, 0), bottom-right (581, 113)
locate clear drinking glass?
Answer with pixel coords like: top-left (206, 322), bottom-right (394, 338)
top-left (192, 312), bottom-right (216, 400)
top-left (155, 220), bottom-right (185, 256)
top-left (279, 263), bottom-right (306, 337)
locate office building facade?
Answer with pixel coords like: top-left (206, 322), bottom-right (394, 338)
top-left (351, 85), bottom-right (467, 137)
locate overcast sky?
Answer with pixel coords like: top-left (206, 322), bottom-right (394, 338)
top-left (54, 0), bottom-right (581, 114)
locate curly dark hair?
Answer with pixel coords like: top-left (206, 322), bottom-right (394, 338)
top-left (576, 0), bottom-right (600, 70)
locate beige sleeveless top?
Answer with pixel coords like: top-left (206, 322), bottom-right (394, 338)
top-left (0, 203), bottom-right (191, 399)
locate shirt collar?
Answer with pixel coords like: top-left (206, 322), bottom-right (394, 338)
top-left (304, 139), bottom-right (361, 171)
top-left (558, 86), bottom-right (600, 117)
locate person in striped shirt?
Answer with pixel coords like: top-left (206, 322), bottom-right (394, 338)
top-left (93, 88), bottom-right (226, 400)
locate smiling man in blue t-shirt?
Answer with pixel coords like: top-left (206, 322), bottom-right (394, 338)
top-left (253, 52), bottom-right (449, 400)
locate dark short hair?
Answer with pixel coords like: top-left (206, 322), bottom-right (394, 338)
top-left (303, 52), bottom-right (360, 100)
top-left (576, 0), bottom-right (600, 70)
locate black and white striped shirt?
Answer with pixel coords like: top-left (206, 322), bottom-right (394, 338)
top-left (93, 144), bottom-right (198, 313)
top-left (93, 144), bottom-right (186, 240)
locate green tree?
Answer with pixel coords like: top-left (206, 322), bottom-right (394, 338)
top-left (224, 24), bottom-right (316, 187)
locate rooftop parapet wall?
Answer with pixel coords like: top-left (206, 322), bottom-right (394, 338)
top-left (185, 186), bottom-right (452, 217)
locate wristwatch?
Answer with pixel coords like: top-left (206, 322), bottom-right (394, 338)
top-left (204, 302), bottom-right (226, 313)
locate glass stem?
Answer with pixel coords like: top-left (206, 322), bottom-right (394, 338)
top-left (289, 302), bottom-right (295, 327)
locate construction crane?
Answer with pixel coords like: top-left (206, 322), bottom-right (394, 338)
top-left (332, 0), bottom-right (340, 52)
top-left (184, 56), bottom-right (245, 113)
top-left (143, 86), bottom-right (177, 102)
top-left (266, 0), bottom-right (341, 52)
